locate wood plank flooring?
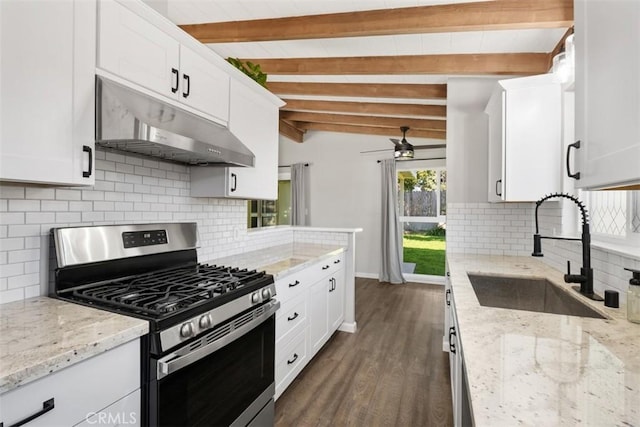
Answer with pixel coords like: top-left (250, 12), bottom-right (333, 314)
top-left (275, 278), bottom-right (453, 427)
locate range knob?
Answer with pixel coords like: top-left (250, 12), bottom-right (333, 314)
top-left (199, 314), bottom-right (212, 330)
top-left (251, 291), bottom-right (261, 304)
top-left (180, 322), bottom-right (195, 338)
top-left (261, 288), bottom-right (272, 300)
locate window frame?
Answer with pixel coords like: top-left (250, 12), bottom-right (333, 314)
top-left (583, 189), bottom-right (640, 249)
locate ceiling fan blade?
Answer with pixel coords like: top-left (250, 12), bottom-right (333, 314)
top-left (360, 148), bottom-right (393, 154)
top-left (389, 138), bottom-right (402, 148)
top-left (413, 144), bottom-right (447, 150)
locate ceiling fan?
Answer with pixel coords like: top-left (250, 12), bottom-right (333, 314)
top-left (361, 126), bottom-right (446, 160)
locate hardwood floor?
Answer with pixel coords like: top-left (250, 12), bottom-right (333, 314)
top-left (275, 278), bottom-right (453, 427)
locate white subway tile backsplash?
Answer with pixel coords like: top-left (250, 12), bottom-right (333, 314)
top-left (25, 188), bottom-right (55, 200)
top-left (9, 200), bottom-right (40, 212)
top-left (0, 186), bottom-right (25, 199)
top-left (42, 201), bottom-right (69, 211)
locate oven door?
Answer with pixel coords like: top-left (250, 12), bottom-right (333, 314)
top-left (147, 300), bottom-right (279, 427)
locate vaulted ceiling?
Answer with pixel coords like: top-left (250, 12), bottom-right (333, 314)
top-left (166, 0), bottom-right (573, 145)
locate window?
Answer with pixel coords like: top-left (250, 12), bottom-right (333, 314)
top-left (247, 180), bottom-right (291, 228)
top-left (584, 190), bottom-right (640, 247)
top-left (397, 168), bottom-right (447, 276)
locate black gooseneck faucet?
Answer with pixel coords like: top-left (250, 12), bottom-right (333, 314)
top-left (532, 192), bottom-right (604, 301)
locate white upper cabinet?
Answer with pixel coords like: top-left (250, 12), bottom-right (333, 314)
top-left (191, 80), bottom-right (280, 200)
top-left (97, 0), bottom-right (229, 124)
top-left (485, 74), bottom-right (562, 202)
top-left (0, 0), bottom-right (96, 186)
top-left (573, 0), bottom-right (640, 190)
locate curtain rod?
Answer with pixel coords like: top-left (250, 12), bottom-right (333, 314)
top-left (278, 163), bottom-right (309, 168)
top-left (377, 157), bottom-right (446, 163)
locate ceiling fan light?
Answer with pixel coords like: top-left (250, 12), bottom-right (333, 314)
top-left (394, 147), bottom-right (414, 160)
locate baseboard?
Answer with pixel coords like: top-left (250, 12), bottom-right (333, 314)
top-left (404, 273), bottom-right (445, 285)
top-left (338, 321), bottom-right (357, 333)
top-left (356, 272), bottom-right (445, 285)
top-left (442, 336), bottom-right (450, 353)
top-left (355, 272), bottom-right (378, 279)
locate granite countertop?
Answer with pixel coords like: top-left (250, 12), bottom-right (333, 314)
top-left (208, 242), bottom-right (346, 280)
top-left (0, 297), bottom-right (148, 394)
top-left (447, 253), bottom-right (640, 427)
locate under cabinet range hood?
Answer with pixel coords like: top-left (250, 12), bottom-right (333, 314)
top-left (95, 76), bottom-right (254, 167)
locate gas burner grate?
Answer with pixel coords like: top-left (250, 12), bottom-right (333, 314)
top-left (72, 264), bottom-right (266, 316)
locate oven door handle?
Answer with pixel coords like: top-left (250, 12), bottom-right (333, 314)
top-left (157, 300), bottom-right (280, 380)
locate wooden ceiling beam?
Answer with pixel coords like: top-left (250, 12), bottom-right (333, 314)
top-left (267, 82), bottom-right (447, 99)
top-left (279, 120), bottom-right (305, 143)
top-left (247, 53), bottom-right (550, 75)
top-left (281, 99), bottom-right (446, 118)
top-left (180, 0), bottom-right (573, 43)
top-left (296, 122), bottom-right (446, 140)
top-left (281, 111), bottom-right (446, 131)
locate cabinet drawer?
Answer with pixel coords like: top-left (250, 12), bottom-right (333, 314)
top-left (275, 269), bottom-right (314, 302)
top-left (275, 328), bottom-right (308, 400)
top-left (0, 340), bottom-right (140, 427)
top-left (276, 293), bottom-right (307, 344)
top-left (315, 252), bottom-right (345, 279)
top-left (73, 389), bottom-right (140, 427)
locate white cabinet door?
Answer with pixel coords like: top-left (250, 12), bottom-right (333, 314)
top-left (0, 0), bottom-right (95, 186)
top-left (485, 74), bottom-right (562, 202)
top-left (178, 45), bottom-right (230, 123)
top-left (191, 80), bottom-right (279, 199)
top-left (328, 269), bottom-right (345, 331)
top-left (98, 0), bottom-right (179, 99)
top-left (574, 0), bottom-right (640, 190)
top-left (308, 276), bottom-right (330, 354)
top-left (486, 89), bottom-right (505, 202)
top-left (448, 291), bottom-right (463, 427)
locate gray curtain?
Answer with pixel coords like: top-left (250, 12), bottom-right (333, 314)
top-left (291, 163), bottom-right (307, 226)
top-left (380, 159), bottom-right (406, 284)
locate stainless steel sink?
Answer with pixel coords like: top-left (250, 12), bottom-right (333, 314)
top-left (467, 274), bottom-right (606, 319)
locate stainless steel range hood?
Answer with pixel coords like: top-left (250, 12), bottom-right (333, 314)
top-left (95, 76), bottom-right (254, 167)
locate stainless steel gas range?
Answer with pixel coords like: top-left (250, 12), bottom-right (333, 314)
top-left (49, 223), bottom-right (279, 427)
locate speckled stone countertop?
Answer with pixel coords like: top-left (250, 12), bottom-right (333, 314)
top-left (0, 297), bottom-right (148, 394)
top-left (447, 253), bottom-right (640, 427)
top-left (207, 242), bottom-right (346, 279)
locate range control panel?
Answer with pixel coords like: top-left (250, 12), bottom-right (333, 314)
top-left (122, 230), bottom-right (168, 248)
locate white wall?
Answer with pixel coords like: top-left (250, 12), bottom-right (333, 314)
top-left (278, 131), bottom-right (445, 277)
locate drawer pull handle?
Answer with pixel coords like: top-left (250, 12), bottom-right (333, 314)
top-left (7, 398), bottom-right (55, 427)
top-left (566, 140), bottom-right (581, 180)
top-left (333, 259), bottom-right (341, 264)
top-left (287, 312), bottom-right (299, 321)
top-left (287, 353), bottom-right (298, 365)
top-left (289, 280), bottom-right (300, 288)
top-left (449, 327), bottom-right (457, 354)
top-left (322, 265), bottom-right (330, 270)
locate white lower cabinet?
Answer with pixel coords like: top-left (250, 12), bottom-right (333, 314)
top-left (309, 277), bottom-right (331, 354)
top-left (274, 252), bottom-right (346, 399)
top-left (0, 339), bottom-right (140, 427)
top-left (444, 267), bottom-right (472, 427)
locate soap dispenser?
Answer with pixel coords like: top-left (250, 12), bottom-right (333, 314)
top-left (625, 267), bottom-right (640, 323)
